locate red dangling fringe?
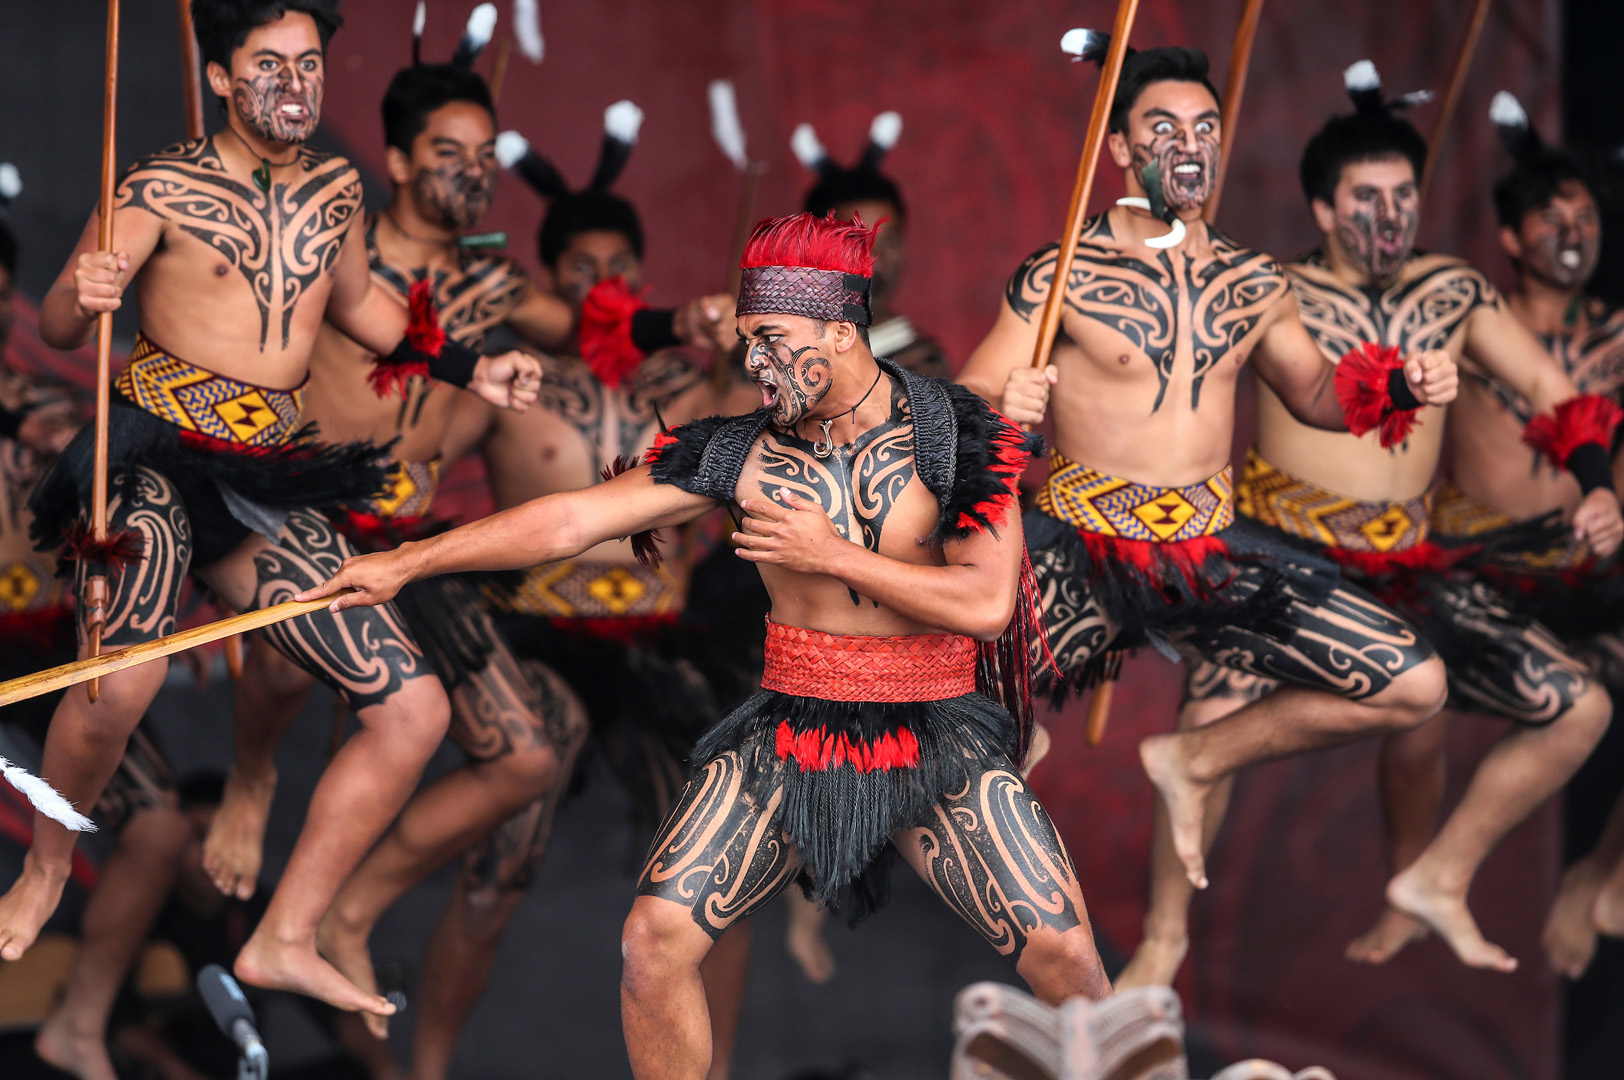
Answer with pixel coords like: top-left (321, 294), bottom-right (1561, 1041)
top-left (1327, 541), bottom-right (1472, 578)
top-left (1522, 394), bottom-right (1624, 468)
top-left (177, 429), bottom-right (278, 457)
top-left (977, 546), bottom-right (1050, 765)
top-left (774, 720), bottom-right (921, 773)
top-left (643, 429), bottom-right (679, 467)
top-left (1334, 341), bottom-right (1422, 449)
top-left (600, 454), bottom-right (663, 568)
top-left (1080, 531), bottom-right (1231, 595)
top-left (957, 415), bottom-right (1034, 533)
top-left (579, 277), bottom-right (648, 390)
top-left (547, 612), bottom-right (679, 644)
top-left (334, 511), bottom-right (434, 551)
top-left (0, 604), bottom-right (75, 650)
top-left (62, 521), bottom-right (146, 569)
top-left (367, 280), bottom-right (443, 400)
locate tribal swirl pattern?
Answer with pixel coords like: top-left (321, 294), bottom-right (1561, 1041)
top-left (1288, 252), bottom-right (1492, 362)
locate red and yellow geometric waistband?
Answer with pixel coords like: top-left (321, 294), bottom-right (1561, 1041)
top-left (115, 333), bottom-right (304, 448)
top-left (367, 458), bottom-right (440, 520)
top-left (487, 558), bottom-right (685, 620)
top-left (1035, 450), bottom-right (1233, 542)
top-left (760, 621), bottom-right (976, 702)
top-left (1431, 481), bottom-right (1589, 570)
top-left (1236, 450), bottom-right (1430, 553)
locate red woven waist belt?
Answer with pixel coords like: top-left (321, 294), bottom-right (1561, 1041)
top-left (759, 621), bottom-right (977, 703)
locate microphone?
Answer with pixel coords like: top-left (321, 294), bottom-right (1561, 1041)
top-left (197, 964), bottom-right (269, 1080)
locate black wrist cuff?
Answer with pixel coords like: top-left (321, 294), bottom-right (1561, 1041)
top-left (385, 336), bottom-right (481, 388)
top-left (1568, 442), bottom-right (1615, 495)
top-left (631, 309), bottom-right (681, 355)
top-left (0, 405), bottom-right (21, 441)
top-left (1387, 366), bottom-right (1423, 412)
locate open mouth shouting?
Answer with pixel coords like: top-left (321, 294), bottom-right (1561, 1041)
top-left (1154, 143), bottom-right (1218, 212)
top-left (753, 374), bottom-right (780, 412)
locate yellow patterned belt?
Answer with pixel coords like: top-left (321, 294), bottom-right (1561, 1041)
top-left (1035, 450), bottom-right (1233, 541)
top-left (1236, 449), bottom-right (1430, 553)
top-left (487, 558), bottom-right (685, 619)
top-left (0, 555), bottom-right (64, 614)
top-left (367, 458), bottom-right (440, 520)
top-left (115, 333), bottom-right (304, 448)
top-left (1431, 481), bottom-right (1589, 570)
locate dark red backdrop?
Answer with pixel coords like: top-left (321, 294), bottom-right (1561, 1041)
top-left (0, 2), bottom-right (1570, 1078)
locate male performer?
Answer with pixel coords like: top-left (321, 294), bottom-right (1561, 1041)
top-left (0, 0), bottom-right (541, 1023)
top-left (1116, 64), bottom-right (1618, 988)
top-left (201, 52), bottom-right (729, 1057)
top-left (1451, 93), bottom-right (1624, 979)
top-left (301, 212), bottom-right (1111, 1080)
top-left (958, 45), bottom-right (1458, 909)
top-left (796, 113), bottom-right (950, 378)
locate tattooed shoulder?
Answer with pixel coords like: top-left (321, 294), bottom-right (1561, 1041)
top-left (118, 137), bottom-right (362, 350)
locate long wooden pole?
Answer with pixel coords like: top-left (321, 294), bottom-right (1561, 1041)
top-left (1203, 0), bottom-right (1267, 223)
top-left (177, 0), bottom-right (203, 140)
top-left (711, 161), bottom-right (763, 393)
top-left (1028, 0), bottom-right (1141, 375)
top-left (1420, 0), bottom-right (1493, 205)
top-left (86, 0), bottom-right (121, 702)
top-left (0, 593), bottom-right (356, 709)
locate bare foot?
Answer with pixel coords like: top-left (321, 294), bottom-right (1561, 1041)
top-left (1544, 859), bottom-right (1603, 979)
top-left (317, 912), bottom-right (388, 1040)
top-left (785, 901), bottom-right (835, 985)
top-left (1592, 868), bottom-right (1624, 939)
top-left (1139, 735), bottom-right (1210, 889)
top-left (1345, 906), bottom-right (1429, 965)
top-left (1114, 934), bottom-right (1188, 989)
top-left (234, 928), bottom-right (395, 1028)
top-left (1021, 723), bottom-right (1052, 780)
top-left (1387, 864), bottom-right (1517, 973)
top-left (0, 859), bottom-right (69, 961)
top-left (35, 1012), bottom-right (118, 1080)
top-left (202, 767), bottom-right (277, 900)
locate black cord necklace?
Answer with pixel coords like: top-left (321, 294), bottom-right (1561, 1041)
top-left (220, 126), bottom-right (299, 193)
top-left (806, 366), bottom-right (885, 459)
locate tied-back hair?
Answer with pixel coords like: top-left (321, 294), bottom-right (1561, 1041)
top-left (1299, 60), bottom-right (1430, 205)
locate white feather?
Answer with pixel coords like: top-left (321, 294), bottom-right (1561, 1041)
top-left (869, 111), bottom-right (902, 150)
top-left (464, 3), bottom-right (498, 50)
top-left (604, 100), bottom-right (644, 144)
top-left (791, 123), bottom-right (826, 169)
top-left (0, 163), bottom-right (20, 200)
top-left (1, 758), bottom-right (94, 832)
top-left (1344, 59), bottom-right (1380, 93)
top-left (413, 0), bottom-right (426, 38)
top-left (495, 131), bottom-right (530, 168)
top-left (1490, 91), bottom-right (1527, 128)
top-left (1060, 28), bottom-right (1103, 58)
top-left (708, 80), bottom-right (749, 170)
top-left (1396, 89), bottom-right (1435, 107)
top-left (513, 0), bottom-right (543, 63)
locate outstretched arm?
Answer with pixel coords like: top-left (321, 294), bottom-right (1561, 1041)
top-left (733, 490), bottom-right (1022, 642)
top-left (1251, 291), bottom-right (1457, 431)
top-left (502, 279), bottom-right (575, 350)
top-left (297, 466), bottom-right (716, 611)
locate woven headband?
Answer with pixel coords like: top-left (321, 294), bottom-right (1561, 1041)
top-left (736, 265), bottom-right (872, 325)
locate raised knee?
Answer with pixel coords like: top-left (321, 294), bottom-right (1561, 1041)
top-left (1015, 929), bottom-right (1106, 1004)
top-left (1377, 656), bottom-right (1448, 727)
top-left (1555, 681), bottom-right (1612, 746)
top-left (358, 677), bottom-right (451, 753)
top-left (83, 663), bottom-right (170, 734)
top-left (621, 902), bottom-right (705, 992)
top-left (496, 742), bottom-right (562, 799)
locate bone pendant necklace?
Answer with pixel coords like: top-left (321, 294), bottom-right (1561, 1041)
top-left (810, 367), bottom-right (884, 458)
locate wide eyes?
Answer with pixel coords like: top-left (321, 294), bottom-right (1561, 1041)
top-left (1195, 121), bottom-right (1213, 135)
top-left (1152, 121), bottom-right (1173, 135)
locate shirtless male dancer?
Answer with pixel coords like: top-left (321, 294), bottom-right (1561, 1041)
top-left (302, 211), bottom-right (1111, 1080)
top-left (958, 44), bottom-right (1458, 909)
top-left (201, 53), bottom-right (728, 1062)
top-left (0, 0), bottom-right (541, 1023)
top-left (1116, 63), bottom-right (1619, 989)
top-left (1456, 92), bottom-right (1624, 979)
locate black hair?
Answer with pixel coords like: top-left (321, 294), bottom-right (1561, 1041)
top-left (381, 64), bottom-right (494, 155)
top-left (0, 222), bottom-right (15, 279)
top-left (1493, 149), bottom-right (1597, 229)
top-left (803, 168), bottom-right (906, 224)
top-left (1299, 112), bottom-right (1428, 206)
top-left (538, 189), bottom-right (644, 268)
top-left (1108, 47), bottom-right (1220, 133)
top-left (192, 0), bottom-right (343, 74)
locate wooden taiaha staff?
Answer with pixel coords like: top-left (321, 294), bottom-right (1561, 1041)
top-left (177, 0), bottom-right (204, 140)
top-left (1031, 3), bottom-right (1140, 746)
top-left (1203, 0), bottom-right (1267, 224)
top-left (1420, 0), bottom-right (1494, 205)
top-left (0, 593), bottom-right (357, 709)
top-left (86, 0), bottom-right (121, 703)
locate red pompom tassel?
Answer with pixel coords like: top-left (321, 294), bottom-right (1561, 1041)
top-left (1334, 341), bottom-right (1422, 449)
top-left (63, 521), bottom-right (147, 570)
top-left (367, 280), bottom-right (443, 400)
top-left (579, 277), bottom-right (648, 389)
top-left (1522, 394), bottom-right (1624, 468)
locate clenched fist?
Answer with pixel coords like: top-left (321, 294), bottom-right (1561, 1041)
top-left (1000, 364), bottom-right (1058, 426)
top-left (1402, 349), bottom-right (1458, 407)
top-left (1573, 488), bottom-right (1624, 559)
top-left (74, 251), bottom-right (129, 320)
top-left (471, 350), bottom-right (544, 412)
